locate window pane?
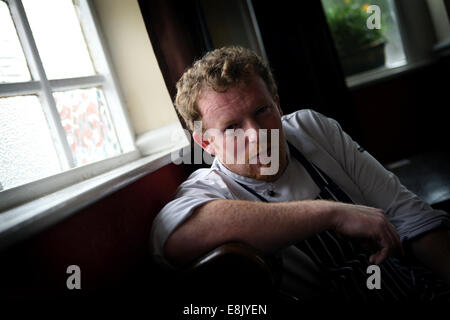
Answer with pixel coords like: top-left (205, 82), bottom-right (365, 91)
top-left (0, 1), bottom-right (31, 83)
top-left (22, 0), bottom-right (95, 80)
top-left (53, 87), bottom-right (121, 167)
top-left (0, 95), bottom-right (61, 191)
top-left (321, 0), bottom-right (406, 76)
top-left (383, 0), bottom-right (406, 68)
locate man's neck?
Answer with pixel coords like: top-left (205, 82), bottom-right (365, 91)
top-left (216, 151), bottom-right (289, 183)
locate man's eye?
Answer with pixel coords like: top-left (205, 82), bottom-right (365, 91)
top-left (256, 106), bottom-right (270, 114)
top-left (224, 124), bottom-right (236, 131)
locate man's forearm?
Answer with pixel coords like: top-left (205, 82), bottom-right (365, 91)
top-left (164, 199), bottom-right (401, 266)
top-left (410, 228), bottom-right (450, 286)
top-left (165, 199), bottom-right (336, 265)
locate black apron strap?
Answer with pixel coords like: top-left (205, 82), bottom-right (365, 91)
top-left (287, 141), bottom-right (354, 204)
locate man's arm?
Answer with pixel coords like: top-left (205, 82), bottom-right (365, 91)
top-left (301, 111), bottom-right (450, 282)
top-left (410, 228), bottom-right (450, 286)
top-left (165, 199), bottom-right (402, 266)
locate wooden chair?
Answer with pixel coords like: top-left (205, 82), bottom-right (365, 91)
top-left (163, 242), bottom-right (301, 309)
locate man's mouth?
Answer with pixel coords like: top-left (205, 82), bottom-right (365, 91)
top-left (248, 146), bottom-right (272, 163)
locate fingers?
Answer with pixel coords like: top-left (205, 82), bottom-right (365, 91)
top-left (369, 246), bottom-right (389, 265)
top-left (380, 217), bottom-right (404, 258)
top-left (370, 219), bottom-right (404, 265)
top-left (334, 203), bottom-right (404, 264)
top-left (386, 221), bottom-right (404, 257)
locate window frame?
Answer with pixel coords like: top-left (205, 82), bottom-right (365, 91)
top-left (0, 0), bottom-right (138, 205)
top-left (0, 0), bottom-right (190, 250)
top-left (320, 0), bottom-right (410, 88)
top-left (344, 0), bottom-right (450, 89)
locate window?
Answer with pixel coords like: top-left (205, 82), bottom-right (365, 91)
top-left (321, 0), bottom-right (406, 77)
top-left (0, 0), bottom-right (135, 193)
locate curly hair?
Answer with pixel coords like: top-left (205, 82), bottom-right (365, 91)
top-left (175, 46), bottom-right (278, 132)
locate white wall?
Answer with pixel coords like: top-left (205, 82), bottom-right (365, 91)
top-left (93, 0), bottom-right (179, 135)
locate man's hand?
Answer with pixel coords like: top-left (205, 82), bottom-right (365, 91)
top-left (331, 203), bottom-right (404, 265)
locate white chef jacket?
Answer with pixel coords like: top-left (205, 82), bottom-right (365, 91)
top-left (150, 109), bottom-right (450, 297)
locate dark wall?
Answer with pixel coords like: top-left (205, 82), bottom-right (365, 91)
top-left (251, 0), bottom-right (361, 140)
top-left (138, 0), bottom-right (207, 100)
top-left (350, 56), bottom-right (450, 164)
top-left (251, 0), bottom-right (449, 164)
top-left (138, 0), bottom-right (210, 175)
top-left (0, 163), bottom-right (187, 300)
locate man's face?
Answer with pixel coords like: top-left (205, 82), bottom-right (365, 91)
top-left (193, 75), bottom-right (288, 181)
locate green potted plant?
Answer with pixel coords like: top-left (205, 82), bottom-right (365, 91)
top-left (324, 0), bottom-right (386, 76)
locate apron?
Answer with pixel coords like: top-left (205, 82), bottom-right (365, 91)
top-left (234, 141), bottom-right (450, 301)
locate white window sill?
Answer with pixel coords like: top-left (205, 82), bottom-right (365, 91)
top-left (434, 38), bottom-right (450, 56)
top-left (0, 122), bottom-right (190, 251)
top-left (345, 58), bottom-right (437, 90)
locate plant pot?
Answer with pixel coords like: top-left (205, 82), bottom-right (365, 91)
top-left (340, 41), bottom-right (386, 76)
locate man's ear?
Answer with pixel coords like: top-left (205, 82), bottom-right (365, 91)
top-left (274, 94), bottom-right (283, 116)
top-left (192, 131), bottom-right (216, 156)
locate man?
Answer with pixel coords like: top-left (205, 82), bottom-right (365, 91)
top-left (150, 46), bottom-right (450, 301)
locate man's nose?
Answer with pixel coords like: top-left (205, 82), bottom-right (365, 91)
top-left (244, 119), bottom-right (261, 143)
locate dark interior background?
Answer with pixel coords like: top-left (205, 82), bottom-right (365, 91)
top-left (1, 0), bottom-right (449, 304)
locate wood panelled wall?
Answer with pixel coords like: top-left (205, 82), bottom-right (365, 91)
top-left (0, 163), bottom-right (187, 301)
top-left (351, 56), bottom-right (450, 164)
